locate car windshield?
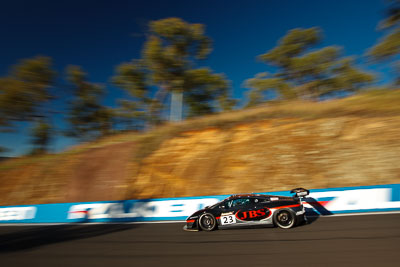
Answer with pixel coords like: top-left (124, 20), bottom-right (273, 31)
top-left (254, 197), bottom-right (270, 203)
top-left (210, 200), bottom-right (225, 209)
top-left (226, 198), bottom-right (251, 208)
top-left (210, 195), bottom-right (272, 209)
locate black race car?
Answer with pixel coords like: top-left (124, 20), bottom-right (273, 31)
top-left (184, 188), bottom-right (309, 231)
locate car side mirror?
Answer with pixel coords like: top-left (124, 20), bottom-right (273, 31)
top-left (219, 205), bottom-right (225, 209)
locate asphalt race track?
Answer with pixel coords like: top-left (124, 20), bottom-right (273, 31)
top-left (0, 214), bottom-right (399, 267)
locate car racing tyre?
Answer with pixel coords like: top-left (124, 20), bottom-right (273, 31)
top-left (273, 209), bottom-right (296, 229)
top-left (199, 213), bottom-right (217, 231)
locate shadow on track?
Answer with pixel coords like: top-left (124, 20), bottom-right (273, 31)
top-left (303, 197), bottom-right (333, 224)
top-left (0, 224), bottom-right (134, 253)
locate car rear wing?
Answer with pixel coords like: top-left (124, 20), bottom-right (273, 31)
top-left (290, 188), bottom-right (310, 198)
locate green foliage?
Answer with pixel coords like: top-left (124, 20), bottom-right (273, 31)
top-left (114, 17), bottom-right (236, 122)
top-left (368, 0), bottom-right (400, 84)
top-left (148, 17), bottom-right (211, 61)
top-left (144, 18), bottom-right (210, 103)
top-left (66, 65), bottom-right (112, 139)
top-left (0, 56), bottom-right (55, 124)
top-left (184, 68), bottom-right (235, 117)
top-left (246, 28), bottom-right (375, 105)
top-left (369, 31), bottom-right (400, 61)
top-left (258, 27), bottom-right (321, 69)
top-left (113, 60), bottom-right (148, 100)
top-left (378, 0), bottom-right (400, 31)
top-left (245, 73), bottom-right (296, 107)
top-left (151, 19), bottom-right (234, 114)
top-left (112, 61), bottom-right (151, 129)
top-left (144, 18), bottom-right (235, 118)
top-left (143, 18), bottom-right (212, 92)
top-left (0, 56), bottom-right (56, 154)
top-left (330, 58), bottom-right (375, 92)
top-left (30, 119), bottom-right (52, 154)
top-left (113, 100), bottom-right (147, 130)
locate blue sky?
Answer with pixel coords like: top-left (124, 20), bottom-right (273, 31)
top-left (0, 0), bottom-right (393, 156)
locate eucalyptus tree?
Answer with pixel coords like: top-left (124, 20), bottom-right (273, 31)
top-left (245, 28), bottom-right (374, 106)
top-left (66, 66), bottom-right (112, 139)
top-left (368, 0), bottom-right (400, 84)
top-left (114, 17), bottom-right (235, 123)
top-left (0, 56), bottom-right (55, 153)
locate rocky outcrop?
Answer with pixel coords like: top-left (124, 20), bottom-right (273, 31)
top-left (131, 116), bottom-right (400, 199)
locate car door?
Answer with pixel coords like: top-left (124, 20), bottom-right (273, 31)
top-left (234, 197), bottom-right (272, 223)
top-left (230, 197), bottom-right (258, 224)
top-left (252, 197), bottom-right (272, 221)
top-left (217, 198), bottom-right (251, 227)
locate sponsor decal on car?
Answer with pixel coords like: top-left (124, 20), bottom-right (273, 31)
top-left (220, 214), bottom-right (236, 225)
top-left (235, 208), bottom-right (271, 221)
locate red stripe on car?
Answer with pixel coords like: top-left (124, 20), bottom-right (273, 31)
top-left (273, 204), bottom-right (301, 209)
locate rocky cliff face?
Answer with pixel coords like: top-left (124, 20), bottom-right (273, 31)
top-left (1, 110), bottom-right (399, 205)
top-left (132, 116), bottom-right (400, 199)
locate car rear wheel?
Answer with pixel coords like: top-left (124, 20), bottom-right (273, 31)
top-left (199, 213), bottom-right (217, 231)
top-left (274, 209), bottom-right (296, 229)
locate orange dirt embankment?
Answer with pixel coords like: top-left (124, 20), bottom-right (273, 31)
top-left (0, 142), bottom-right (136, 205)
top-left (0, 115), bottom-right (399, 206)
top-left (132, 116), bottom-right (400, 199)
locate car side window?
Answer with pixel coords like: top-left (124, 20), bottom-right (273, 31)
top-left (260, 198), bottom-right (270, 203)
top-left (254, 198), bottom-right (269, 203)
top-left (231, 198), bottom-right (250, 207)
top-left (221, 200), bottom-right (231, 209)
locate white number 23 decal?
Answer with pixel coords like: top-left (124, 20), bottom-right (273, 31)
top-left (220, 215), bottom-right (236, 225)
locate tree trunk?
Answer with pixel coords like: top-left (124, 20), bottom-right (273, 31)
top-left (170, 91), bottom-right (183, 122)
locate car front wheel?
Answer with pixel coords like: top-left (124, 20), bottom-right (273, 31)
top-left (199, 213), bottom-right (217, 231)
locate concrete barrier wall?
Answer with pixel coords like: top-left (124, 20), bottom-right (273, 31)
top-left (1, 184), bottom-right (399, 223)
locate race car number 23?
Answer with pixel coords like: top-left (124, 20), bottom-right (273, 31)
top-left (220, 215), bottom-right (236, 225)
